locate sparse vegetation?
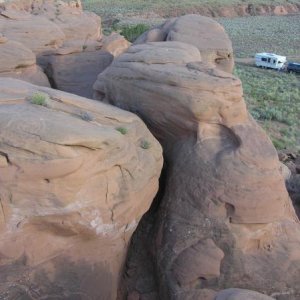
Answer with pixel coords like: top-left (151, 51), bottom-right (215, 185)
top-left (116, 126), bottom-right (128, 135)
top-left (219, 15), bottom-right (300, 58)
top-left (30, 92), bottom-right (48, 106)
top-left (140, 139), bottom-right (151, 149)
top-left (82, 0), bottom-right (300, 19)
top-left (113, 23), bottom-right (150, 42)
top-left (235, 64), bottom-right (300, 150)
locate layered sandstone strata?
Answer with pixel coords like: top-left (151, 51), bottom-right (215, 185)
top-left (0, 34), bottom-right (50, 86)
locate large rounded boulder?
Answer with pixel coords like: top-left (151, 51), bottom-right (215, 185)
top-left (0, 78), bottom-right (163, 299)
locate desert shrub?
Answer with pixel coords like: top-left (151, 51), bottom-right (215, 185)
top-left (30, 92), bottom-right (48, 106)
top-left (116, 126), bottom-right (128, 135)
top-left (115, 23), bottom-right (150, 42)
top-left (140, 139), bottom-right (151, 149)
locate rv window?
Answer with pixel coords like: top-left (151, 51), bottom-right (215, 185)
top-left (267, 58), bottom-right (271, 63)
top-left (273, 60), bottom-right (276, 63)
top-left (261, 57), bottom-right (267, 62)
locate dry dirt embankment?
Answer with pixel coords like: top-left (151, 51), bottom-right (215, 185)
top-left (154, 3), bottom-right (300, 18)
top-left (90, 2), bottom-right (300, 27)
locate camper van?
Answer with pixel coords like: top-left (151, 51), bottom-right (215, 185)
top-left (255, 53), bottom-right (286, 70)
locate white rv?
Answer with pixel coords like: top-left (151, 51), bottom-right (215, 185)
top-left (255, 53), bottom-right (286, 70)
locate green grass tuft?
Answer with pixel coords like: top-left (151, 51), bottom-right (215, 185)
top-left (116, 24), bottom-right (150, 42)
top-left (30, 92), bottom-right (48, 106)
top-left (116, 126), bottom-right (128, 135)
top-left (140, 139), bottom-right (151, 149)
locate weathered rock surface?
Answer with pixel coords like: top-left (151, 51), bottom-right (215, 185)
top-left (102, 32), bottom-right (131, 57)
top-left (0, 13), bottom-right (66, 55)
top-left (46, 49), bottom-right (113, 98)
top-left (279, 150), bottom-right (300, 218)
top-left (134, 15), bottom-right (234, 73)
top-left (0, 36), bottom-right (50, 86)
top-left (0, 78), bottom-right (163, 299)
top-left (94, 16), bottom-right (300, 299)
top-left (0, 0), bottom-right (128, 97)
top-left (32, 0), bottom-right (101, 41)
top-left (215, 288), bottom-right (275, 300)
top-left (0, 0), bottom-right (101, 55)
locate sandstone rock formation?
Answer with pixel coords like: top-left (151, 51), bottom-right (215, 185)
top-left (134, 15), bottom-right (234, 73)
top-left (45, 48), bottom-right (113, 98)
top-left (0, 78), bottom-right (163, 299)
top-left (215, 289), bottom-right (275, 300)
top-left (279, 151), bottom-right (300, 218)
top-left (0, 0), bottom-right (101, 56)
top-left (0, 11), bottom-right (66, 55)
top-left (0, 34), bottom-right (50, 86)
top-left (102, 32), bottom-right (131, 57)
top-left (0, 0), bottom-right (131, 97)
top-left (94, 15), bottom-right (300, 299)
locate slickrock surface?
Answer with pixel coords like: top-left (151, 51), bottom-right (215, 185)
top-left (102, 32), bottom-right (131, 57)
top-left (215, 288), bottom-right (275, 300)
top-left (0, 78), bottom-right (163, 299)
top-left (0, 0), bottom-right (131, 97)
top-left (45, 48), bottom-right (113, 98)
top-left (0, 35), bottom-right (50, 86)
top-left (134, 15), bottom-right (234, 73)
top-left (0, 0), bottom-right (101, 55)
top-left (94, 15), bottom-right (300, 300)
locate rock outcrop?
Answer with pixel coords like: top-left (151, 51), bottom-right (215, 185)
top-left (0, 0), bottom-right (131, 97)
top-left (0, 78), bottom-right (163, 299)
top-left (0, 34), bottom-right (50, 86)
top-left (0, 0), bottom-right (101, 56)
top-left (94, 15), bottom-right (300, 299)
top-left (215, 289), bottom-right (275, 300)
top-left (279, 151), bottom-right (300, 217)
top-left (134, 15), bottom-right (234, 73)
top-left (102, 32), bottom-right (131, 57)
top-left (0, 11), bottom-right (66, 55)
top-left (45, 47), bottom-right (113, 98)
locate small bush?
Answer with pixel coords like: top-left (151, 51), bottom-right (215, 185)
top-left (116, 126), bottom-right (128, 135)
top-left (117, 24), bottom-right (150, 42)
top-left (140, 139), bottom-right (151, 149)
top-left (30, 92), bottom-right (48, 106)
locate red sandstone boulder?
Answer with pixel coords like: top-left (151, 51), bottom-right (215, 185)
top-left (0, 36), bottom-right (50, 86)
top-left (0, 13), bottom-right (65, 55)
top-left (45, 49), bottom-right (113, 98)
top-left (94, 16), bottom-right (300, 299)
top-left (32, 0), bottom-right (101, 41)
top-left (0, 78), bottom-right (163, 299)
top-left (215, 289), bottom-right (275, 300)
top-left (102, 32), bottom-right (131, 57)
top-left (0, 0), bottom-right (129, 98)
top-left (0, 0), bottom-right (101, 56)
top-left (134, 15), bottom-right (234, 73)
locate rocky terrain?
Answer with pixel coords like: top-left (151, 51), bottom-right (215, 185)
top-left (0, 77), bottom-right (162, 299)
top-left (0, 0), bottom-right (130, 97)
top-left (94, 15), bottom-right (300, 299)
top-left (0, 1), bottom-right (299, 299)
